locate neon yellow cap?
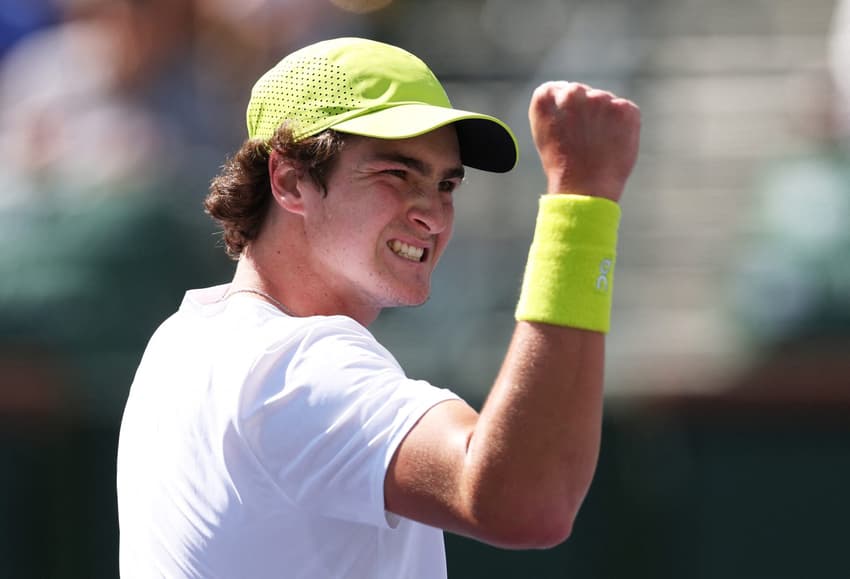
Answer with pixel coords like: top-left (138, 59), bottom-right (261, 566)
top-left (246, 37), bottom-right (518, 173)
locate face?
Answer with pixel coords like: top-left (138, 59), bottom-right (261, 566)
top-left (299, 125), bottom-right (463, 317)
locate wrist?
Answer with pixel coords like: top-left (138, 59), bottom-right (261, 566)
top-left (515, 194), bottom-right (621, 333)
top-left (545, 175), bottom-right (626, 202)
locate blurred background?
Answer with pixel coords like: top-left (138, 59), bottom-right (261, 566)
top-left (1, 0), bottom-right (848, 577)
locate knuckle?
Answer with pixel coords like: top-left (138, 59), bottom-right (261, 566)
top-left (564, 82), bottom-right (587, 100)
top-left (533, 81), bottom-right (558, 98)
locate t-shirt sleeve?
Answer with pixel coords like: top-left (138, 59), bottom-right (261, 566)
top-left (238, 317), bottom-right (460, 528)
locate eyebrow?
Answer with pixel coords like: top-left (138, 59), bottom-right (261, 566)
top-left (371, 152), bottom-right (465, 181)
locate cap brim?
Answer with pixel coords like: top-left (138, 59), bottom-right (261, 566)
top-left (330, 104), bottom-right (518, 173)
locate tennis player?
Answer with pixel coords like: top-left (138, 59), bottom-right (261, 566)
top-left (117, 37), bottom-right (640, 578)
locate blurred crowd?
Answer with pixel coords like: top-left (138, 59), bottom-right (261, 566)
top-left (0, 0), bottom-right (373, 424)
top-left (725, 0), bottom-right (850, 393)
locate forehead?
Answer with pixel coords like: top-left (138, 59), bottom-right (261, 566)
top-left (343, 125), bottom-right (462, 171)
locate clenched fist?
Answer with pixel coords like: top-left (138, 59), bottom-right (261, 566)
top-left (529, 81), bottom-right (641, 203)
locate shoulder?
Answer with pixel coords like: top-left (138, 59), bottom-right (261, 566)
top-left (214, 311), bottom-right (406, 403)
top-left (248, 313), bottom-right (395, 366)
top-left (277, 315), bottom-right (405, 386)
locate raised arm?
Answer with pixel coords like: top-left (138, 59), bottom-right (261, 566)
top-left (385, 82), bottom-right (641, 549)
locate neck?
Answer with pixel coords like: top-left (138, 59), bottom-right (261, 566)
top-left (231, 243), bottom-right (381, 326)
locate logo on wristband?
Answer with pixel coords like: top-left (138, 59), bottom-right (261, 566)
top-left (595, 258), bottom-right (613, 292)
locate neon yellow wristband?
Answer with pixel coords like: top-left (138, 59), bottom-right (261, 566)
top-left (515, 194), bottom-right (621, 333)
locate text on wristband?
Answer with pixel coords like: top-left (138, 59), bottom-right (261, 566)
top-left (595, 259), bottom-right (612, 292)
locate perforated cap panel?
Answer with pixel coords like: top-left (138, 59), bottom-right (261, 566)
top-left (248, 55), bottom-right (364, 140)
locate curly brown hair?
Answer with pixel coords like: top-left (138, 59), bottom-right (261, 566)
top-left (204, 125), bottom-right (348, 259)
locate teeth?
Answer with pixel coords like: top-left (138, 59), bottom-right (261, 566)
top-left (389, 240), bottom-right (424, 262)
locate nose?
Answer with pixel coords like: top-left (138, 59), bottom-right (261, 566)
top-left (408, 188), bottom-right (453, 235)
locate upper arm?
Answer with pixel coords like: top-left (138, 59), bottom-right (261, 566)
top-left (384, 398), bottom-right (480, 537)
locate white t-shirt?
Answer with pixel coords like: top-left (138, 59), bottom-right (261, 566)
top-left (117, 284), bottom-right (460, 578)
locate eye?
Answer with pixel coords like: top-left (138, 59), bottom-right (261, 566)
top-left (439, 180), bottom-right (460, 194)
top-left (382, 169), bottom-right (407, 179)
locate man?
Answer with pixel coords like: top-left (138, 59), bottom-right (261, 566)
top-left (117, 37), bottom-right (640, 578)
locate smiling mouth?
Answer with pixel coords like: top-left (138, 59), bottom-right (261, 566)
top-left (388, 239), bottom-right (426, 262)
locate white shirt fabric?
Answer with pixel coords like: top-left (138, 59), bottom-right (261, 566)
top-left (117, 284), bottom-right (460, 578)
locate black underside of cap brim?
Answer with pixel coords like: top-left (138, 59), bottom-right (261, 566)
top-left (454, 118), bottom-right (518, 173)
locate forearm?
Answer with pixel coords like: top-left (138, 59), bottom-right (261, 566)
top-left (462, 321), bottom-right (605, 546)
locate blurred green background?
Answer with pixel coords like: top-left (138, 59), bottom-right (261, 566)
top-left (1, 0), bottom-right (849, 576)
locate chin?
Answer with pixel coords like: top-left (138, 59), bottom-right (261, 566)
top-left (406, 294), bottom-right (430, 307)
top-left (389, 284), bottom-right (431, 308)
top-left (373, 270), bottom-right (433, 308)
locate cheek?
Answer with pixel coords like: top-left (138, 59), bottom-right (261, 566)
top-left (323, 207), bottom-right (391, 260)
top-left (443, 202), bottom-right (456, 237)
top-left (433, 213), bottom-right (455, 261)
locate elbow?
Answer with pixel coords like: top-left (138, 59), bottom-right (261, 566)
top-left (533, 513), bottom-right (575, 548)
top-left (510, 516), bottom-right (574, 550)
top-left (469, 496), bottom-right (579, 550)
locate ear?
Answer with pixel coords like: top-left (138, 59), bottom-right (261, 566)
top-left (268, 150), bottom-right (307, 215)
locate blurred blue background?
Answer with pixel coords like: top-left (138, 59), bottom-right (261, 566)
top-left (1, 0), bottom-right (849, 577)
